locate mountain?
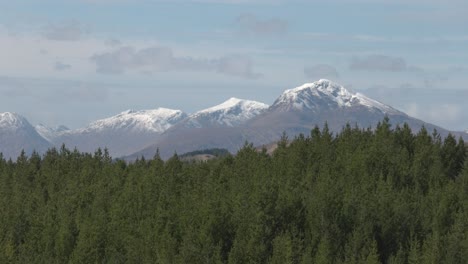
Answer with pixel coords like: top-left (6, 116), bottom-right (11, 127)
top-left (128, 79), bottom-right (465, 160)
top-left (183, 97), bottom-right (269, 128)
top-left (184, 97), bottom-right (269, 128)
top-left (35, 124), bottom-right (70, 141)
top-left (0, 112), bottom-right (51, 159)
top-left (248, 79), bottom-right (413, 135)
top-left (270, 80), bottom-right (399, 114)
top-left (48, 99), bottom-right (265, 158)
top-left (2, 79), bottom-right (466, 160)
top-left (50, 108), bottom-right (187, 157)
top-left (125, 98), bottom-right (269, 160)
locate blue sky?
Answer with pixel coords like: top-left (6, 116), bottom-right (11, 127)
top-left (1, 0), bottom-right (467, 131)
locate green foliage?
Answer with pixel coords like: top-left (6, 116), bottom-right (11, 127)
top-left (0, 120), bottom-right (466, 263)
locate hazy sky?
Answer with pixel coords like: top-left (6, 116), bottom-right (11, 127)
top-left (1, 0), bottom-right (467, 131)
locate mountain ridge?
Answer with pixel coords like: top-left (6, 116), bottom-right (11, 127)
top-left (178, 97), bottom-right (269, 128)
top-left (127, 79), bottom-right (468, 160)
top-left (1, 79), bottom-right (467, 160)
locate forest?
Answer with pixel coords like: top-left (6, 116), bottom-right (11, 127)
top-left (1, 118), bottom-right (467, 263)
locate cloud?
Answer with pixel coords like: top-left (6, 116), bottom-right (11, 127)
top-left (236, 14), bottom-right (288, 37)
top-left (90, 46), bottom-right (262, 79)
top-left (49, 84), bottom-right (108, 102)
top-left (348, 55), bottom-right (425, 73)
top-left (79, 0), bottom-right (305, 4)
top-left (42, 21), bottom-right (88, 41)
top-left (404, 102), bottom-right (462, 123)
top-left (304, 64), bottom-right (339, 80)
top-left (105, 38), bottom-right (122, 47)
top-left (423, 75), bottom-right (448, 89)
top-left (217, 55), bottom-right (262, 79)
top-left (349, 55), bottom-right (409, 72)
top-left (361, 84), bottom-right (468, 131)
top-left (0, 76), bottom-right (109, 103)
top-left (54, 61), bottom-right (72, 71)
top-left (447, 66), bottom-right (465, 74)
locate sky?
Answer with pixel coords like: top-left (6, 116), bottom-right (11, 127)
top-left (1, 0), bottom-right (467, 131)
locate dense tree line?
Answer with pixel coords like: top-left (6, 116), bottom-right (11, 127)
top-left (1, 118), bottom-right (467, 263)
top-left (179, 148), bottom-right (231, 159)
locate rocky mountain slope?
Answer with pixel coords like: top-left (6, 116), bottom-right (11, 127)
top-left (0, 112), bottom-right (52, 159)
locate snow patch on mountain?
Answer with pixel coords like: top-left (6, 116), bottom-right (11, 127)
top-left (273, 79), bottom-right (399, 114)
top-left (0, 112), bottom-right (30, 130)
top-left (75, 108), bottom-right (187, 133)
top-left (35, 124), bottom-right (70, 141)
top-left (0, 112), bottom-right (52, 159)
top-left (186, 97), bottom-right (269, 127)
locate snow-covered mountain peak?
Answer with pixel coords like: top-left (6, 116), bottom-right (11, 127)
top-left (197, 97), bottom-right (268, 115)
top-left (0, 112), bottom-right (30, 129)
top-left (120, 109), bottom-right (136, 115)
top-left (199, 97), bottom-right (243, 113)
top-left (81, 107), bottom-right (187, 133)
top-left (277, 79), bottom-right (354, 108)
top-left (186, 98), bottom-right (269, 127)
top-left (273, 79), bottom-right (399, 114)
top-left (0, 112), bottom-right (52, 159)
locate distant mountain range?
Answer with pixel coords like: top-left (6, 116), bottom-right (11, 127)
top-left (41, 108), bottom-right (187, 157)
top-left (129, 79), bottom-right (466, 159)
top-left (1, 79), bottom-right (467, 160)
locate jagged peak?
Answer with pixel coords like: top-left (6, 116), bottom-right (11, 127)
top-left (118, 107), bottom-right (183, 117)
top-left (282, 79), bottom-right (352, 98)
top-left (0, 112), bottom-right (30, 128)
top-left (80, 107), bottom-right (187, 133)
top-left (185, 98), bottom-right (269, 128)
top-left (274, 79), bottom-right (399, 114)
top-left (195, 97), bottom-right (268, 115)
top-left (120, 109), bottom-right (136, 115)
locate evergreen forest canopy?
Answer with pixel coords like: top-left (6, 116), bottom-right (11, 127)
top-left (1, 118), bottom-right (467, 263)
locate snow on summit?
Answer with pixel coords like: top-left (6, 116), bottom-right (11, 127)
top-left (273, 79), bottom-right (399, 114)
top-left (0, 112), bottom-right (30, 130)
top-left (79, 108), bottom-right (187, 133)
top-left (187, 97), bottom-right (269, 127)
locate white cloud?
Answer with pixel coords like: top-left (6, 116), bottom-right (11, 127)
top-left (105, 38), bottom-right (122, 47)
top-left (349, 55), bottom-right (424, 73)
top-left (90, 46), bottom-right (262, 79)
top-left (54, 61), bottom-right (72, 71)
top-left (350, 55), bottom-right (408, 72)
top-left (362, 84), bottom-right (468, 131)
top-left (217, 55), bottom-right (262, 79)
top-left (404, 103), bottom-right (462, 124)
top-left (42, 21), bottom-right (89, 41)
top-left (235, 14), bottom-right (288, 37)
top-left (304, 64), bottom-right (339, 80)
top-left (0, 76), bottom-right (109, 103)
top-left (0, 27), bottom-right (110, 78)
